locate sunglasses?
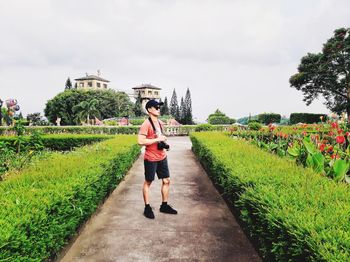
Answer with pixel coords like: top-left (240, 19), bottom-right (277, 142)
top-left (154, 106), bottom-right (160, 110)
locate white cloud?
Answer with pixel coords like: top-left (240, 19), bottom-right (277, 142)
top-left (0, 0), bottom-right (349, 121)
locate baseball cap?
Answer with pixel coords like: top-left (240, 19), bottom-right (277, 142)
top-left (145, 99), bottom-right (164, 110)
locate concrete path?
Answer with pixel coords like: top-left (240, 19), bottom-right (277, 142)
top-left (58, 137), bottom-right (261, 262)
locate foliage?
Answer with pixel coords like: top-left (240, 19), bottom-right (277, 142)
top-left (0, 136), bottom-right (140, 261)
top-left (290, 28), bottom-right (350, 119)
top-left (207, 109), bottom-right (235, 125)
top-left (170, 89), bottom-right (180, 121)
top-left (289, 113), bottom-right (327, 124)
top-left (44, 89), bottom-right (134, 125)
top-left (257, 113), bottom-right (281, 125)
top-left (233, 120), bottom-right (350, 183)
top-left (65, 77), bottom-right (72, 90)
top-left (191, 132), bottom-right (350, 261)
top-left (72, 98), bottom-right (100, 124)
top-left (133, 93), bottom-right (143, 117)
top-left (0, 134), bottom-right (112, 151)
top-left (194, 124), bottom-right (214, 132)
top-left (161, 96), bottom-right (170, 116)
top-left (248, 121), bottom-right (262, 130)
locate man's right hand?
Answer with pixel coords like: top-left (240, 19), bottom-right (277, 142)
top-left (157, 135), bottom-right (167, 142)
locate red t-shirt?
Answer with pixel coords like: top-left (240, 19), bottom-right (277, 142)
top-left (139, 119), bottom-right (167, 161)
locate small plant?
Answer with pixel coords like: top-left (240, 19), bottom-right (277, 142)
top-left (195, 124), bottom-right (214, 132)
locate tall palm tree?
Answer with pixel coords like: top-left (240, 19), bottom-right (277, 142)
top-left (73, 99), bottom-right (100, 125)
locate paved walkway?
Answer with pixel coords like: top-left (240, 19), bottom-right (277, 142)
top-left (58, 137), bottom-right (261, 262)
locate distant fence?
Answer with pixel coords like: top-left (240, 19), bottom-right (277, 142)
top-left (0, 125), bottom-right (233, 136)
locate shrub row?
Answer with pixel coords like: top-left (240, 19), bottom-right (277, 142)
top-left (0, 125), bottom-right (233, 136)
top-left (257, 113), bottom-right (281, 125)
top-left (190, 132), bottom-right (350, 261)
top-left (0, 126), bottom-right (140, 136)
top-left (290, 113), bottom-right (327, 124)
top-left (0, 134), bottom-right (113, 151)
top-left (0, 135), bottom-right (140, 261)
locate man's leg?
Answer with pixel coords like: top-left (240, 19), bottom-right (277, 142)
top-left (161, 178), bottom-right (170, 202)
top-left (143, 180), bottom-right (152, 205)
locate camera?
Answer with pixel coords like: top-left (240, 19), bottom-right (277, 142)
top-left (158, 141), bottom-right (170, 150)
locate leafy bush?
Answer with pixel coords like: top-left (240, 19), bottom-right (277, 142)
top-left (258, 113), bottom-right (281, 125)
top-left (0, 126), bottom-right (140, 136)
top-left (290, 113), bottom-right (327, 124)
top-left (207, 109), bottom-right (235, 125)
top-left (0, 134), bottom-right (112, 151)
top-left (190, 132), bottom-right (350, 261)
top-left (248, 121), bottom-right (262, 130)
top-left (194, 124), bottom-right (214, 132)
top-left (0, 135), bottom-right (140, 261)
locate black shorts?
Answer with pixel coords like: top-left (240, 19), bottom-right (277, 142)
top-left (144, 157), bottom-right (170, 182)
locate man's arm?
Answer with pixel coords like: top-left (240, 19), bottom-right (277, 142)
top-left (137, 134), bottom-right (166, 146)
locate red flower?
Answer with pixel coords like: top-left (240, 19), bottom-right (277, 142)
top-left (336, 135), bottom-right (345, 144)
top-left (346, 132), bottom-right (350, 137)
top-left (319, 144), bottom-right (326, 152)
top-left (337, 129), bottom-right (343, 134)
top-left (331, 122), bottom-right (338, 129)
top-left (327, 145), bottom-right (334, 152)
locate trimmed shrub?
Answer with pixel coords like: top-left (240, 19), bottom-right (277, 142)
top-left (258, 113), bottom-right (281, 125)
top-left (194, 124), bottom-right (214, 132)
top-left (0, 134), bottom-right (112, 151)
top-left (0, 136), bottom-right (140, 261)
top-left (0, 126), bottom-right (139, 136)
top-left (290, 113), bottom-right (327, 124)
top-left (190, 132), bottom-right (350, 261)
top-left (248, 121), bottom-right (262, 130)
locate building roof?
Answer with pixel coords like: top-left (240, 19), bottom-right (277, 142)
top-left (75, 75), bottom-right (110, 82)
top-left (132, 83), bottom-right (161, 90)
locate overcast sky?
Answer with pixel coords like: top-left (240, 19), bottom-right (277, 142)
top-left (0, 0), bottom-right (349, 122)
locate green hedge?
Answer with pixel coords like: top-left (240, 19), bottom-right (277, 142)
top-left (0, 135), bottom-right (140, 261)
top-left (290, 113), bottom-right (327, 124)
top-left (0, 134), bottom-right (113, 151)
top-left (0, 126), bottom-right (139, 136)
top-left (258, 113), bottom-right (281, 125)
top-left (190, 132), bottom-right (350, 261)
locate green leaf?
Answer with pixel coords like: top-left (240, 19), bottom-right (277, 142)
top-left (333, 159), bottom-right (349, 182)
top-left (312, 152), bottom-right (324, 174)
top-left (287, 144), bottom-right (300, 157)
top-left (303, 136), bottom-right (316, 155)
top-left (306, 154), bottom-right (313, 168)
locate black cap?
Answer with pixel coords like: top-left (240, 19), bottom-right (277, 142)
top-left (145, 99), bottom-right (164, 110)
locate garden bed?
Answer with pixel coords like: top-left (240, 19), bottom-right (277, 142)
top-left (0, 135), bottom-right (140, 261)
top-left (190, 132), bottom-right (350, 261)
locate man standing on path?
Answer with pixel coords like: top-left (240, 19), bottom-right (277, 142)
top-left (137, 99), bottom-right (178, 219)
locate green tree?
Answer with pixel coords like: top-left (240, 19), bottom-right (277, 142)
top-left (73, 99), bottom-right (100, 124)
top-left (161, 96), bottom-right (170, 115)
top-left (65, 77), bottom-right (72, 90)
top-left (27, 112), bottom-right (41, 125)
top-left (207, 109), bottom-right (235, 125)
top-left (290, 28), bottom-right (350, 121)
top-left (184, 88), bottom-right (193, 124)
top-left (179, 97), bottom-right (185, 124)
top-left (133, 93), bottom-right (143, 117)
top-left (170, 89), bottom-right (180, 121)
top-left (44, 89), bottom-right (133, 125)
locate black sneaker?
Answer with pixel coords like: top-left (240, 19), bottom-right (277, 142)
top-left (160, 204), bottom-right (178, 214)
top-left (144, 205), bottom-right (155, 219)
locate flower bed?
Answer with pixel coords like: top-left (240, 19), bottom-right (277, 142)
top-left (0, 135), bottom-right (140, 261)
top-left (231, 122), bottom-right (350, 183)
top-left (191, 132), bottom-right (350, 261)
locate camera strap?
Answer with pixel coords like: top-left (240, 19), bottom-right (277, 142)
top-left (148, 117), bottom-right (163, 135)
